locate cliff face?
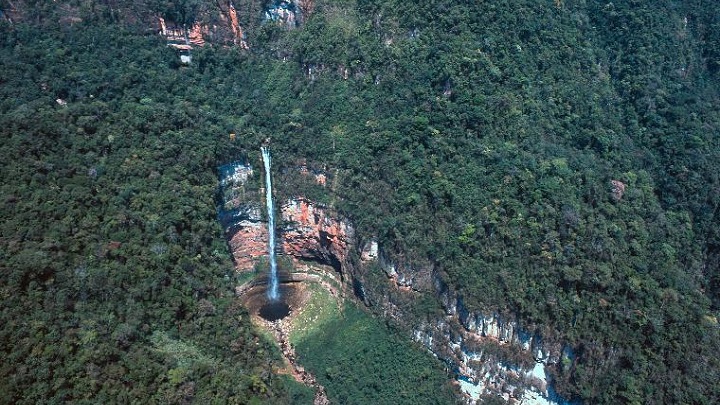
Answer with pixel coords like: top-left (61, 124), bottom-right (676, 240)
top-left (158, 7), bottom-right (245, 50)
top-left (218, 161), bottom-right (266, 271)
top-left (217, 161), bottom-right (567, 403)
top-left (225, 3), bottom-right (247, 47)
top-left (413, 292), bottom-right (560, 403)
top-left (218, 163), bottom-right (352, 272)
top-left (227, 204), bottom-right (268, 271)
top-left (3, 1), bottom-right (253, 48)
top-left (281, 198), bottom-right (353, 271)
top-left (264, 0), bottom-right (314, 28)
top-left (361, 250), bottom-right (571, 404)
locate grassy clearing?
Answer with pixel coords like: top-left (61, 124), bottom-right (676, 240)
top-left (289, 278), bottom-right (341, 345)
top-left (293, 304), bottom-right (459, 405)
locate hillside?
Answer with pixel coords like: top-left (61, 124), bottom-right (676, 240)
top-left (1, 0), bottom-right (719, 403)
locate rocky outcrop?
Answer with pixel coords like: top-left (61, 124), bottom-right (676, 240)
top-left (262, 0), bottom-right (315, 28)
top-left (217, 160), bottom-right (568, 404)
top-left (218, 162), bottom-right (353, 273)
top-left (187, 23), bottom-right (206, 47)
top-left (218, 161), bottom-right (267, 271)
top-left (456, 298), bottom-right (530, 346)
top-left (406, 281), bottom-right (572, 404)
top-left (155, 2), bottom-right (253, 50)
top-left (265, 0), bottom-right (299, 28)
top-left (159, 18), bottom-right (215, 52)
top-left (360, 240), bottom-right (378, 262)
top-left (265, 1), bottom-right (296, 28)
top-left (281, 198), bottom-right (353, 271)
top-left (377, 250), bottom-right (434, 291)
top-left (227, 205), bottom-right (268, 271)
top-left (225, 2), bottom-right (249, 48)
top-left (610, 179), bottom-right (626, 201)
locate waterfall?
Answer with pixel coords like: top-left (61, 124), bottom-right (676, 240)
top-left (261, 147), bottom-right (280, 301)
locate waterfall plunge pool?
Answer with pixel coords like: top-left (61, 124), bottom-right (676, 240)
top-left (259, 301), bottom-right (291, 321)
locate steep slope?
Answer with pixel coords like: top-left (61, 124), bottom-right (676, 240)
top-left (0, 21), bottom-right (310, 405)
top-left (1, 1), bottom-right (720, 404)
top-left (249, 0), bottom-right (720, 402)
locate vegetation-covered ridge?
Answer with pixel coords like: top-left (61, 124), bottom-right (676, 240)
top-left (1, 0), bottom-right (720, 403)
top-left (0, 21), bottom-right (301, 404)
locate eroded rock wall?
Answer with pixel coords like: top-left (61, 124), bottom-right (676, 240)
top-left (218, 162), bottom-right (353, 273)
top-left (217, 160), bottom-right (568, 403)
top-left (227, 205), bottom-right (268, 271)
top-left (360, 250), bottom-right (570, 404)
top-left (281, 198), bottom-right (353, 271)
top-left (218, 161), bottom-right (267, 271)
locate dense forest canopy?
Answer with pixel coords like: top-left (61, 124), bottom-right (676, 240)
top-left (1, 0), bottom-right (720, 403)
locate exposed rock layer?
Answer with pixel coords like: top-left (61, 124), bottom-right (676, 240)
top-left (226, 198), bottom-right (353, 272)
top-left (218, 162), bottom-right (352, 272)
top-left (281, 198), bottom-right (353, 270)
top-left (228, 210), bottom-right (268, 271)
top-left (218, 161), bottom-right (566, 404)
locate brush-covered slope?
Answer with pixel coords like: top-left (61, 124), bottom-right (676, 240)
top-left (2, 0), bottom-right (720, 403)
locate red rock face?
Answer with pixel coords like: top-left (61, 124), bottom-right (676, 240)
top-left (187, 23), bottom-right (206, 47)
top-left (610, 179), bottom-right (627, 201)
top-left (226, 3), bottom-right (249, 49)
top-left (280, 198), bottom-right (353, 270)
top-left (229, 223), bottom-right (268, 271)
top-left (226, 198), bottom-right (353, 272)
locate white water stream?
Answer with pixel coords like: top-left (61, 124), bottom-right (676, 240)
top-left (261, 147), bottom-right (279, 301)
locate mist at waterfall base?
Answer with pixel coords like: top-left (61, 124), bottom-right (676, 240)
top-left (261, 147), bottom-right (280, 302)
